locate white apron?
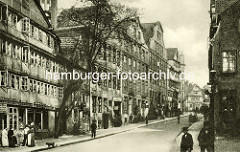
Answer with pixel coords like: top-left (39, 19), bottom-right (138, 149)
top-left (2, 129), bottom-right (9, 147)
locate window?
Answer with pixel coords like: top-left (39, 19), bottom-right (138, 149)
top-left (21, 76), bottom-right (28, 91)
top-left (222, 51), bottom-right (236, 73)
top-left (16, 76), bottom-right (19, 89)
top-left (98, 97), bottom-right (102, 113)
top-left (113, 76), bottom-right (116, 89)
top-left (33, 80), bottom-right (36, 93)
top-left (45, 84), bottom-right (48, 95)
top-left (92, 96), bottom-right (97, 113)
top-left (0, 71), bottom-right (7, 86)
top-left (0, 5), bottom-right (7, 22)
top-left (22, 17), bottom-right (30, 33)
top-left (129, 58), bottom-right (132, 66)
top-left (39, 30), bottom-right (43, 42)
top-left (1, 39), bottom-right (7, 54)
top-left (29, 79), bottom-right (33, 92)
top-left (123, 55), bottom-right (126, 63)
top-left (11, 74), bottom-right (15, 88)
top-left (58, 87), bottom-right (63, 98)
top-left (37, 81), bottom-right (40, 93)
top-left (31, 51), bottom-right (35, 64)
top-left (22, 46), bottom-right (29, 63)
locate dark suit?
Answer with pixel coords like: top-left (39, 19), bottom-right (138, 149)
top-left (180, 132), bottom-right (193, 152)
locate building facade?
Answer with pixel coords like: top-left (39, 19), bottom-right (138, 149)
top-left (166, 48), bottom-right (184, 116)
top-left (0, 0), bottom-right (62, 138)
top-left (209, 0), bottom-right (240, 133)
top-left (142, 22), bottom-right (168, 119)
top-left (186, 84), bottom-right (205, 111)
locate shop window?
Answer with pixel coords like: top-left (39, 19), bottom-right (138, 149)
top-left (35, 110), bottom-right (42, 129)
top-left (9, 107), bottom-right (18, 130)
top-left (0, 114), bottom-right (7, 130)
top-left (43, 111), bottom-right (48, 129)
top-left (222, 51), bottom-right (236, 73)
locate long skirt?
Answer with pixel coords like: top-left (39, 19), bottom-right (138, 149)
top-left (2, 135), bottom-right (8, 147)
top-left (27, 133), bottom-right (35, 147)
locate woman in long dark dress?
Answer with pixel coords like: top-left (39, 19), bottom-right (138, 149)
top-left (8, 128), bottom-right (17, 147)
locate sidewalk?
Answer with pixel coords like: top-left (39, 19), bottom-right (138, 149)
top-left (0, 113), bottom-right (189, 152)
top-left (215, 135), bottom-right (240, 152)
top-left (171, 116), bottom-right (204, 152)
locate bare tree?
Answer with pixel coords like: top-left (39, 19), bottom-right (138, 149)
top-left (55, 0), bottom-right (138, 137)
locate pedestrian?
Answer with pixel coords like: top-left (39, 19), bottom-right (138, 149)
top-left (27, 127), bottom-right (35, 147)
top-left (2, 128), bottom-right (9, 147)
top-left (198, 125), bottom-right (214, 152)
top-left (90, 120), bottom-right (97, 138)
top-left (8, 128), bottom-right (17, 147)
top-left (177, 109), bottom-right (181, 124)
top-left (180, 127), bottom-right (193, 152)
top-left (22, 125), bottom-right (30, 146)
top-left (146, 115), bottom-right (148, 125)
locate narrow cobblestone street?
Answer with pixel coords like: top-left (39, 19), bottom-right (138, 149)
top-left (45, 116), bottom-right (193, 152)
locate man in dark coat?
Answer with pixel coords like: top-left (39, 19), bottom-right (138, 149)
top-left (198, 125), bottom-right (214, 152)
top-left (180, 127), bottom-right (193, 152)
top-left (90, 120), bottom-right (97, 138)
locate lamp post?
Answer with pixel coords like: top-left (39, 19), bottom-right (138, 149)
top-left (209, 69), bottom-right (216, 148)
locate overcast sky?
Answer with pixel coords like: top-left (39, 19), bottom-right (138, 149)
top-left (58, 0), bottom-right (210, 87)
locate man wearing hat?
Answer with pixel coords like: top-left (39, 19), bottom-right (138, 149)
top-left (180, 127), bottom-right (193, 152)
top-left (198, 124), bottom-right (214, 152)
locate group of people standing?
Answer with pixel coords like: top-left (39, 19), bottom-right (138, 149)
top-left (180, 123), bottom-right (214, 152)
top-left (1, 125), bottom-right (35, 147)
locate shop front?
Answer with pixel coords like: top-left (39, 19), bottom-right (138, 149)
top-left (0, 101), bottom-right (56, 139)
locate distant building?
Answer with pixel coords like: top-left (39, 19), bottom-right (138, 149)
top-left (186, 84), bottom-right (206, 111)
top-left (166, 48), bottom-right (185, 116)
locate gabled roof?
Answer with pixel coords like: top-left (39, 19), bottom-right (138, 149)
top-left (167, 48), bottom-right (179, 61)
top-left (34, 0), bottom-right (52, 28)
top-left (141, 21), bottom-right (163, 45)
